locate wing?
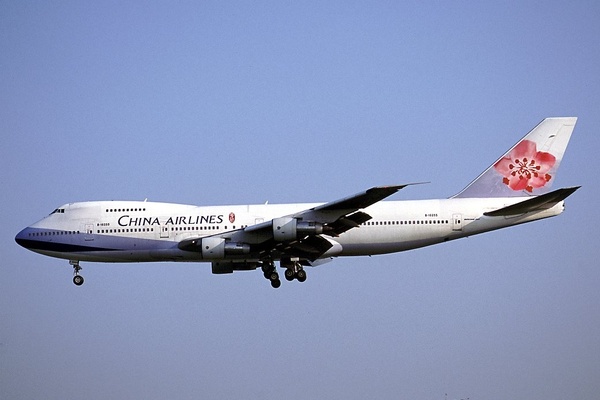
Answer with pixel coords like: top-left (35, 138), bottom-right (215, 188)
top-left (178, 185), bottom-right (414, 262)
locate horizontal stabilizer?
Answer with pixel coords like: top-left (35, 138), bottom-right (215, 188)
top-left (484, 186), bottom-right (580, 217)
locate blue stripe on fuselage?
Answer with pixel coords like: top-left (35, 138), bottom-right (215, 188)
top-left (15, 227), bottom-right (174, 254)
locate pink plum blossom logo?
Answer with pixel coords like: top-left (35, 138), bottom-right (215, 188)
top-left (494, 140), bottom-right (556, 193)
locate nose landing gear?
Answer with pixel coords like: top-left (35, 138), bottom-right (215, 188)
top-left (70, 260), bottom-right (84, 286)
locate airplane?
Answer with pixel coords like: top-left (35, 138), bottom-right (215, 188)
top-left (15, 117), bottom-right (580, 288)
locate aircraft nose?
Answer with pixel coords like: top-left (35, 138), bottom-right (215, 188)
top-left (15, 228), bottom-right (30, 249)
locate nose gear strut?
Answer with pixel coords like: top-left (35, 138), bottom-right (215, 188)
top-left (70, 260), bottom-right (84, 286)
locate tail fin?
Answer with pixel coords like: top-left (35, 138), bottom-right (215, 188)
top-left (453, 117), bottom-right (577, 198)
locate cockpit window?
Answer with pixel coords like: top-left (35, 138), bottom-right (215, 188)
top-left (50, 208), bottom-right (65, 215)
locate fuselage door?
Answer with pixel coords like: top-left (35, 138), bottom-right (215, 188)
top-left (452, 214), bottom-right (463, 231)
top-left (159, 224), bottom-right (170, 238)
top-left (84, 224), bottom-right (94, 241)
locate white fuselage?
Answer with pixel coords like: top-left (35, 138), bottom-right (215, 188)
top-left (16, 197), bottom-right (564, 264)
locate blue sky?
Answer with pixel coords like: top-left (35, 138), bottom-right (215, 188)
top-left (2, 2), bottom-right (599, 399)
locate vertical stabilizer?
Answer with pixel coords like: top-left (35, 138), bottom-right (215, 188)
top-left (453, 117), bottom-right (577, 198)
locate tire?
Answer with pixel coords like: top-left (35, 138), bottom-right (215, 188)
top-left (296, 269), bottom-right (307, 282)
top-left (73, 275), bottom-right (84, 286)
top-left (284, 269), bottom-right (295, 281)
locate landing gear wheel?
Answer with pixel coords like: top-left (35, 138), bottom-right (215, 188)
top-left (296, 269), bottom-right (307, 282)
top-left (284, 269), bottom-right (295, 281)
top-left (259, 260), bottom-right (281, 288)
top-left (261, 263), bottom-right (273, 274)
top-left (268, 271), bottom-right (281, 288)
top-left (70, 260), bottom-right (83, 286)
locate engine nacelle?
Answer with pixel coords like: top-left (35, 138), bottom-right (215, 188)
top-left (272, 217), bottom-right (324, 241)
top-left (212, 261), bottom-right (258, 274)
top-left (200, 237), bottom-right (250, 259)
top-left (224, 241), bottom-right (251, 255)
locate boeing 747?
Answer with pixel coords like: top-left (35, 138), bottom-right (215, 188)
top-left (15, 117), bottom-right (580, 288)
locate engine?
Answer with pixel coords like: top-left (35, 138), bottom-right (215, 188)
top-left (212, 261), bottom-right (259, 274)
top-left (199, 237), bottom-right (250, 259)
top-left (272, 217), bottom-right (324, 241)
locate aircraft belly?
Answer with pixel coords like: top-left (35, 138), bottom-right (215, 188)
top-left (335, 221), bottom-right (451, 256)
top-left (338, 237), bottom-right (446, 256)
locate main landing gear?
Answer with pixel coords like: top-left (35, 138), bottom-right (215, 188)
top-left (282, 259), bottom-right (307, 283)
top-left (70, 260), bottom-right (84, 286)
top-left (261, 259), bottom-right (308, 288)
top-left (261, 260), bottom-right (280, 288)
